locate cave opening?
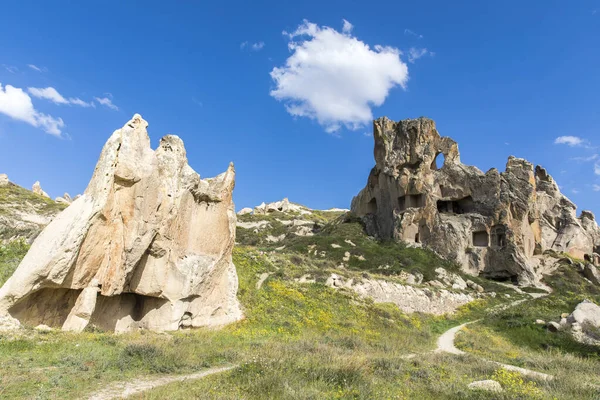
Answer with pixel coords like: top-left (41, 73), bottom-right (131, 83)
top-left (472, 231), bottom-right (489, 247)
top-left (367, 197), bottom-right (377, 214)
top-left (437, 196), bottom-right (474, 214)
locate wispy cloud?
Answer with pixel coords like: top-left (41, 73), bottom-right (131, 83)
top-left (241, 41), bottom-right (265, 51)
top-left (571, 188), bottom-right (580, 194)
top-left (404, 29), bottom-right (423, 39)
top-left (28, 87), bottom-right (94, 107)
top-left (572, 154), bottom-right (598, 162)
top-left (595, 163), bottom-right (600, 175)
top-left (27, 64), bottom-right (46, 73)
top-left (94, 96), bottom-right (118, 111)
top-left (342, 19), bottom-right (353, 33)
top-left (592, 184), bottom-right (600, 192)
top-left (554, 135), bottom-right (586, 147)
top-left (270, 19), bottom-right (408, 134)
top-left (407, 47), bottom-right (433, 63)
top-left (0, 82), bottom-right (64, 136)
top-left (2, 65), bottom-right (18, 74)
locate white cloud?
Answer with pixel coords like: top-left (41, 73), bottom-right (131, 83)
top-left (94, 96), bottom-right (118, 111)
top-left (270, 20), bottom-right (409, 133)
top-left (572, 189), bottom-right (580, 194)
top-left (595, 163), bottom-right (600, 175)
top-left (592, 184), bottom-right (600, 192)
top-left (404, 29), bottom-right (423, 39)
top-left (554, 135), bottom-right (585, 146)
top-left (407, 47), bottom-right (432, 63)
top-left (0, 83), bottom-right (64, 136)
top-left (28, 87), bottom-right (94, 107)
top-left (28, 87), bottom-right (68, 104)
top-left (241, 41), bottom-right (265, 51)
top-left (28, 64), bottom-right (46, 72)
top-left (342, 19), bottom-right (353, 33)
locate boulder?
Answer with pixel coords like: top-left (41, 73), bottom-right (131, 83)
top-left (583, 264), bottom-right (600, 285)
top-left (468, 380), bottom-right (503, 393)
top-left (0, 114), bottom-right (242, 333)
top-left (0, 174), bottom-right (8, 186)
top-left (351, 117), bottom-right (600, 284)
top-left (569, 300), bottom-right (600, 328)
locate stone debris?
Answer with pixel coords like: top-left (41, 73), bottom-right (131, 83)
top-left (0, 114), bottom-right (242, 333)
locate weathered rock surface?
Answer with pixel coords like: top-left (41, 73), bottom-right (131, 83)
top-left (325, 273), bottom-right (474, 315)
top-left (468, 380), bottom-right (503, 392)
top-left (351, 117), bottom-right (600, 284)
top-left (0, 174), bottom-right (8, 187)
top-left (0, 114), bottom-right (242, 333)
top-left (32, 181), bottom-right (50, 198)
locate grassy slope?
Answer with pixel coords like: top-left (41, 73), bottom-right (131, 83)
top-left (456, 263), bottom-right (600, 398)
top-left (0, 183), bottom-right (67, 241)
top-left (0, 207), bottom-right (598, 398)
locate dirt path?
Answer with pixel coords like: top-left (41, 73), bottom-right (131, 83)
top-left (435, 293), bottom-right (554, 381)
top-left (86, 365), bottom-right (236, 400)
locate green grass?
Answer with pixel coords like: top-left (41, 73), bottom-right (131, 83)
top-left (0, 240), bottom-right (29, 286)
top-left (0, 183), bottom-right (66, 216)
top-left (455, 263), bottom-right (600, 399)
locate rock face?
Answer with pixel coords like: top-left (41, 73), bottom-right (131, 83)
top-left (32, 181), bottom-right (50, 198)
top-left (0, 114), bottom-right (242, 333)
top-left (352, 117), bottom-right (600, 284)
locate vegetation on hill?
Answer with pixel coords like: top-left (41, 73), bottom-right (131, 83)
top-left (1, 205), bottom-right (599, 398)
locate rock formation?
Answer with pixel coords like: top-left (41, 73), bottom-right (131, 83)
top-left (352, 117), bottom-right (600, 284)
top-left (55, 193), bottom-right (73, 205)
top-left (0, 174), bottom-right (8, 187)
top-left (0, 114), bottom-right (242, 332)
top-left (32, 181), bottom-right (50, 198)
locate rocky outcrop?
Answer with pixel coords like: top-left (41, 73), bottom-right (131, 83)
top-left (0, 114), bottom-right (242, 333)
top-left (253, 198), bottom-right (310, 215)
top-left (32, 181), bottom-right (50, 198)
top-left (55, 193), bottom-right (73, 205)
top-left (352, 117), bottom-right (600, 284)
top-left (0, 174), bottom-right (8, 187)
top-left (325, 273), bottom-right (475, 315)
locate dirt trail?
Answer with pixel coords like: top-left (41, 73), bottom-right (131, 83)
top-left (86, 365), bottom-right (236, 400)
top-left (435, 291), bottom-right (554, 381)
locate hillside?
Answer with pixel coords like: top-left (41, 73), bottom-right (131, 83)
top-left (1, 195), bottom-right (600, 398)
top-left (0, 181), bottom-right (66, 243)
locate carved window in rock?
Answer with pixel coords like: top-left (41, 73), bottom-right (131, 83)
top-left (584, 254), bottom-right (592, 263)
top-left (490, 225), bottom-right (507, 248)
top-left (367, 197), bottom-right (377, 214)
top-left (406, 194), bottom-right (425, 208)
top-left (432, 152), bottom-right (446, 170)
top-left (437, 196), bottom-right (474, 215)
top-left (415, 232), bottom-right (420, 243)
top-left (472, 231), bottom-right (489, 247)
top-left (398, 194), bottom-right (425, 211)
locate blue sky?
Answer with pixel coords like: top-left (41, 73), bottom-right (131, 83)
top-left (0, 0), bottom-right (599, 215)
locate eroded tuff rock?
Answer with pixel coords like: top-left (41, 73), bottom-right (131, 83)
top-left (352, 117), bottom-right (600, 284)
top-left (0, 114), bottom-right (242, 333)
top-left (0, 174), bottom-right (8, 187)
top-left (32, 181), bottom-right (50, 198)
